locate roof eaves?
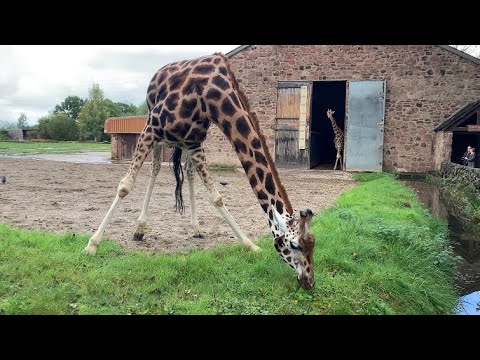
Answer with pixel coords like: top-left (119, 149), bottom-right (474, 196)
top-left (225, 45), bottom-right (251, 58)
top-left (434, 100), bottom-right (480, 131)
top-left (437, 45), bottom-right (480, 66)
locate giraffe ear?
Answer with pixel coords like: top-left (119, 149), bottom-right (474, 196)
top-left (300, 209), bottom-right (313, 218)
top-left (299, 209), bottom-right (314, 236)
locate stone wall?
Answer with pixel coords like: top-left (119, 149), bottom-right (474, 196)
top-left (440, 162), bottom-right (480, 191)
top-left (202, 45), bottom-right (480, 172)
top-left (433, 131), bottom-right (453, 171)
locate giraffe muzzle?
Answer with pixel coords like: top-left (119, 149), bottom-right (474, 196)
top-left (298, 275), bottom-right (315, 290)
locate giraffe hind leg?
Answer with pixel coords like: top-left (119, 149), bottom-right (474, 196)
top-left (187, 147), bottom-right (260, 252)
top-left (334, 155), bottom-right (339, 171)
top-left (84, 129), bottom-right (154, 254)
top-left (133, 143), bottom-right (162, 241)
top-left (186, 156), bottom-right (202, 238)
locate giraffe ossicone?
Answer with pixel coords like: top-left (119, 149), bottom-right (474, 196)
top-left (84, 53), bottom-right (316, 289)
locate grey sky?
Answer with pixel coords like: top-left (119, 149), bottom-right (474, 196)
top-left (0, 45), bottom-right (238, 125)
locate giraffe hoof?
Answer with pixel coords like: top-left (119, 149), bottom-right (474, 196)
top-left (252, 245), bottom-right (262, 252)
top-left (83, 245), bottom-right (97, 255)
top-left (133, 232), bottom-right (145, 241)
top-left (246, 243), bottom-right (261, 252)
top-left (193, 233), bottom-right (204, 239)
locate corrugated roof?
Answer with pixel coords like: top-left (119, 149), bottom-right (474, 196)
top-left (434, 100), bottom-right (480, 131)
top-left (226, 45), bottom-right (480, 66)
top-left (104, 115), bottom-right (148, 134)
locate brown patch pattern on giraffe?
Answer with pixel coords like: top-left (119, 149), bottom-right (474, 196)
top-left (141, 52), bottom-right (295, 226)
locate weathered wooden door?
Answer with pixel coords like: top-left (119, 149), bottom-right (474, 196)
top-left (345, 80), bottom-right (386, 172)
top-left (274, 81), bottom-right (312, 166)
top-left (122, 134), bottom-right (138, 161)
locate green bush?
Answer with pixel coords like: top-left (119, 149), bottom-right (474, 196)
top-left (37, 113), bottom-right (79, 141)
top-left (0, 130), bottom-right (10, 140)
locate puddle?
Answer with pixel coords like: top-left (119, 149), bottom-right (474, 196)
top-left (456, 291), bottom-right (480, 315)
top-left (402, 179), bottom-right (480, 315)
top-left (0, 151), bottom-right (112, 164)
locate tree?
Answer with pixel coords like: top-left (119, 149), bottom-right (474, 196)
top-left (77, 83), bottom-right (110, 142)
top-left (54, 96), bottom-right (86, 120)
top-left (37, 116), bottom-right (52, 138)
top-left (104, 99), bottom-right (122, 118)
top-left (102, 101), bottom-right (139, 117)
top-left (17, 113), bottom-right (28, 128)
top-left (116, 102), bottom-right (138, 116)
top-left (136, 100), bottom-right (148, 115)
top-left (48, 113), bottom-right (79, 141)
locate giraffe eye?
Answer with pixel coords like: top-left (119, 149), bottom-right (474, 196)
top-left (290, 241), bottom-right (303, 251)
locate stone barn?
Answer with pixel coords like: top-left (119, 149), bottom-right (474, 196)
top-left (200, 45), bottom-right (480, 172)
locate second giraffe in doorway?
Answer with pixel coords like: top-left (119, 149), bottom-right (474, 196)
top-left (327, 109), bottom-right (344, 171)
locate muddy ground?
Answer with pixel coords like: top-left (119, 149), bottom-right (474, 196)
top-left (0, 156), bottom-right (356, 253)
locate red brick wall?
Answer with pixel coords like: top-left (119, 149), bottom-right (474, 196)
top-left (202, 45), bottom-right (480, 172)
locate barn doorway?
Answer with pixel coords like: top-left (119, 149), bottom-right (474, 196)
top-left (451, 133), bottom-right (479, 165)
top-left (433, 100), bottom-right (480, 168)
top-left (274, 80), bottom-right (385, 171)
top-left (309, 81), bottom-right (346, 169)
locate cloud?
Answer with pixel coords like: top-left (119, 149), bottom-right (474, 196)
top-left (0, 45), bottom-right (238, 125)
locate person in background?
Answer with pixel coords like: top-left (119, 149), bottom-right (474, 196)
top-left (467, 147), bottom-right (476, 168)
top-left (461, 146), bottom-right (472, 166)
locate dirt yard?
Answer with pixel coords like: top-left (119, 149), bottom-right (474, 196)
top-left (0, 157), bottom-right (356, 253)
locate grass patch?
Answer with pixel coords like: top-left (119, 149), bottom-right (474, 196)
top-left (0, 141), bottom-right (110, 156)
top-left (0, 173), bottom-right (458, 314)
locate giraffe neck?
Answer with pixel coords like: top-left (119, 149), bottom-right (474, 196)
top-left (230, 113), bottom-right (293, 236)
top-left (329, 117), bottom-right (342, 137)
top-left (216, 54), bottom-right (293, 237)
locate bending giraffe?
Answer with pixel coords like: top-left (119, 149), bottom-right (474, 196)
top-left (84, 53), bottom-right (316, 290)
top-left (326, 109), bottom-right (344, 171)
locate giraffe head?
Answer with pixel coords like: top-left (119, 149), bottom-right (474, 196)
top-left (327, 109), bottom-right (335, 119)
top-left (274, 209), bottom-right (315, 290)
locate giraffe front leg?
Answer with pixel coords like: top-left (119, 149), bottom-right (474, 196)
top-left (84, 172), bottom-right (135, 254)
top-left (188, 147), bottom-right (260, 252)
top-left (84, 131), bottom-right (153, 254)
top-left (84, 194), bottom-right (123, 254)
top-left (133, 143), bottom-right (162, 241)
top-left (186, 157), bottom-right (202, 238)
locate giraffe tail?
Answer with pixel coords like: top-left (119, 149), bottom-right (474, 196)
top-left (171, 146), bottom-right (185, 214)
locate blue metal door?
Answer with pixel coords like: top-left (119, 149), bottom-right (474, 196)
top-left (345, 80), bottom-right (386, 172)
